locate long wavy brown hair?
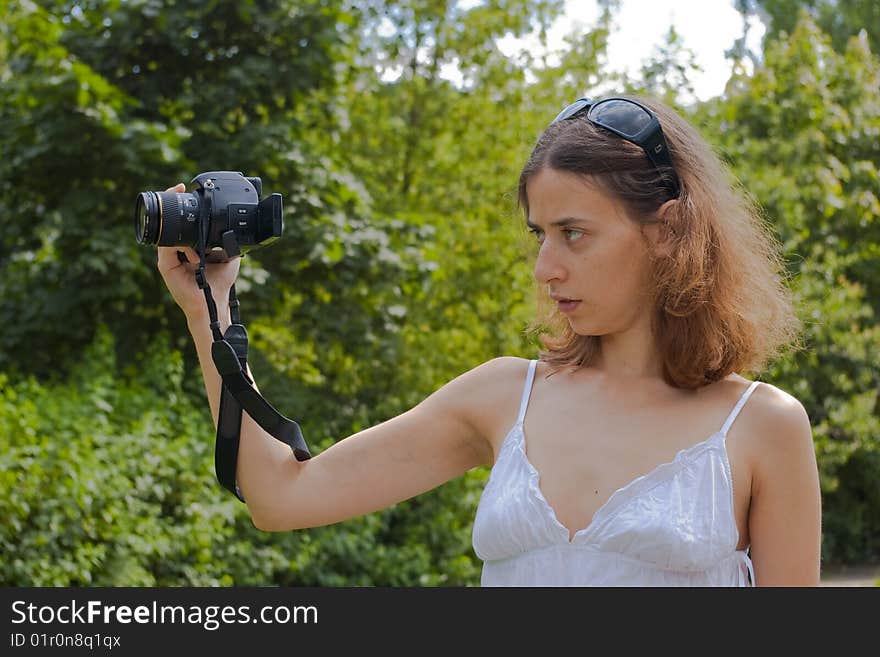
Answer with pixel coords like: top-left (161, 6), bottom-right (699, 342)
top-left (518, 94), bottom-right (804, 389)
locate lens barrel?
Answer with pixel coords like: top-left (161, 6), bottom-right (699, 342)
top-left (134, 190), bottom-right (200, 247)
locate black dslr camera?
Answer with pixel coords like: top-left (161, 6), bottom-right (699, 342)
top-left (134, 171), bottom-right (282, 262)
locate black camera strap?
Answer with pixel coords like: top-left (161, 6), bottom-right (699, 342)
top-left (192, 231), bottom-right (311, 503)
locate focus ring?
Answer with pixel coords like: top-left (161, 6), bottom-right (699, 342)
top-left (157, 192), bottom-right (182, 246)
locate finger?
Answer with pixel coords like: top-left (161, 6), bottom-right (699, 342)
top-left (157, 246), bottom-right (196, 272)
top-left (163, 183), bottom-right (186, 193)
top-left (157, 246), bottom-right (180, 271)
top-left (178, 246), bottom-right (200, 263)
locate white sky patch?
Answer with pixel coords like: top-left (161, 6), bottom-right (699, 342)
top-left (597, 0), bottom-right (765, 100)
top-left (496, 0), bottom-right (765, 101)
top-left (382, 1), bottom-right (765, 102)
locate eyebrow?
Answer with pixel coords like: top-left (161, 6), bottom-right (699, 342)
top-left (525, 216), bottom-right (593, 230)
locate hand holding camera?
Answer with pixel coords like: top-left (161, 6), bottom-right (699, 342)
top-left (156, 185), bottom-right (241, 322)
top-left (139, 172), bottom-right (282, 321)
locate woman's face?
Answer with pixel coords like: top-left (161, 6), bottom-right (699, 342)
top-left (526, 167), bottom-right (656, 336)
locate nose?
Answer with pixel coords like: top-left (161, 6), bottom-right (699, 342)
top-left (533, 239), bottom-right (567, 286)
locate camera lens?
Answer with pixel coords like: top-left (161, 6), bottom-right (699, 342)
top-left (135, 192), bottom-right (160, 244)
top-left (134, 190), bottom-right (201, 247)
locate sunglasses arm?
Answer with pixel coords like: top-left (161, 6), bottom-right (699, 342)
top-left (640, 130), bottom-right (680, 198)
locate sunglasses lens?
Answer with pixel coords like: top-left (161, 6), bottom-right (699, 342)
top-left (589, 99), bottom-right (653, 138)
top-left (551, 99), bottom-right (590, 124)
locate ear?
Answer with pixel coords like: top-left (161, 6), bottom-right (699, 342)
top-left (645, 199), bottom-right (679, 258)
top-left (655, 198), bottom-right (680, 256)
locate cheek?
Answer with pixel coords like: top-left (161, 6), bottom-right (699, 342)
top-left (586, 246), bottom-right (649, 302)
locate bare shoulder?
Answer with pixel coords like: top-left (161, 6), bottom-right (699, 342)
top-left (739, 380), bottom-right (816, 491)
top-left (451, 356), bottom-right (533, 462)
top-left (746, 381), bottom-right (813, 442)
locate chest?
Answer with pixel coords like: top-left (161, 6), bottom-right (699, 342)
top-left (487, 376), bottom-right (754, 550)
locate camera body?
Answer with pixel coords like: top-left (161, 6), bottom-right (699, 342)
top-left (135, 171), bottom-right (282, 262)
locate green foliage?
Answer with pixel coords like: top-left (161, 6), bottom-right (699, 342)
top-left (0, 0), bottom-right (475, 586)
top-left (742, 0), bottom-right (880, 54)
top-left (0, 327), bottom-right (485, 585)
top-left (0, 0), bottom-right (392, 384)
top-left (636, 25), bottom-right (704, 105)
top-left (1, 326), bottom-right (236, 585)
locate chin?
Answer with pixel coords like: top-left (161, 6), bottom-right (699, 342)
top-left (567, 316), bottom-right (608, 338)
top-left (568, 321), bottom-right (595, 337)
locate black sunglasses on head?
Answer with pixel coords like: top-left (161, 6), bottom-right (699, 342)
top-left (550, 97), bottom-right (681, 199)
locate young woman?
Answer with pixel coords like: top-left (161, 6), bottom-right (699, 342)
top-left (158, 95), bottom-right (822, 587)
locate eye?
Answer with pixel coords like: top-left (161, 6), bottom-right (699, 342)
top-left (527, 227), bottom-right (585, 243)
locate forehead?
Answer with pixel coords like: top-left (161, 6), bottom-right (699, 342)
top-left (525, 168), bottom-right (631, 227)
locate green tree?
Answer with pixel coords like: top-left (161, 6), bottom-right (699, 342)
top-left (0, 0), bottom-right (453, 585)
top-left (738, 0), bottom-right (880, 54)
top-left (0, 0), bottom-right (420, 394)
top-left (698, 15), bottom-right (880, 563)
top-left (637, 25), bottom-right (703, 105)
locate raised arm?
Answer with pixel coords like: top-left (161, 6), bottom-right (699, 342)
top-left (190, 312), bottom-right (499, 531)
top-left (157, 217), bottom-right (498, 531)
top-left (255, 357), bottom-right (501, 531)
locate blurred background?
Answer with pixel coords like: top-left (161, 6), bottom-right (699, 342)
top-left (0, 0), bottom-right (877, 586)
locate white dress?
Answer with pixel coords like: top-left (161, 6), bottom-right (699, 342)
top-left (472, 359), bottom-right (759, 586)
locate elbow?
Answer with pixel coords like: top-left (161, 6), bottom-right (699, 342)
top-left (248, 506), bottom-right (287, 532)
top-left (244, 496), bottom-right (279, 532)
top-left (248, 503), bottom-right (304, 533)
top-left (242, 458), bottom-right (311, 532)
top-left (250, 512), bottom-right (279, 532)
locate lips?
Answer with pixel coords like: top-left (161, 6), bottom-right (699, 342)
top-left (556, 299), bottom-right (581, 313)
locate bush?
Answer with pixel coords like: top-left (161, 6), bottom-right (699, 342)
top-left (0, 325), bottom-right (484, 586)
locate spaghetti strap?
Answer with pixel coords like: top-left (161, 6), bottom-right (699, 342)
top-left (720, 380), bottom-right (761, 437)
top-left (515, 359), bottom-right (538, 425)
